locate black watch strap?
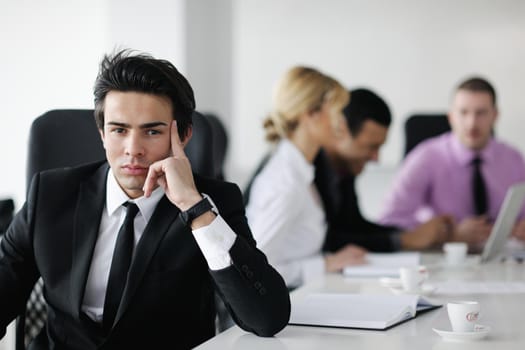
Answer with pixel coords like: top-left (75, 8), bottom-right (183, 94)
top-left (180, 197), bottom-right (213, 227)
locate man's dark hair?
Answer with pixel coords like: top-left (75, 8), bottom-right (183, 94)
top-left (456, 77), bottom-right (497, 106)
top-left (93, 49), bottom-right (196, 139)
top-left (343, 88), bottom-right (391, 136)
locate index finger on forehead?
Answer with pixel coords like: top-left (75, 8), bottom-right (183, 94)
top-left (170, 120), bottom-right (185, 157)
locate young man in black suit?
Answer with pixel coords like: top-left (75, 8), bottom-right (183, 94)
top-left (315, 88), bottom-right (452, 253)
top-left (0, 50), bottom-right (290, 349)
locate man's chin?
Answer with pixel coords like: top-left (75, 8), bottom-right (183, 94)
top-left (117, 178), bottom-right (147, 196)
top-left (465, 137), bottom-right (489, 150)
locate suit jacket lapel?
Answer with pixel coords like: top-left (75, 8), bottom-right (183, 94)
top-left (115, 195), bottom-right (181, 324)
top-left (70, 163), bottom-right (108, 319)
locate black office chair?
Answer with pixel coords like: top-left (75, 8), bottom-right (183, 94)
top-left (203, 113), bottom-right (229, 180)
top-left (403, 114), bottom-right (450, 157)
top-left (185, 111), bottom-right (215, 178)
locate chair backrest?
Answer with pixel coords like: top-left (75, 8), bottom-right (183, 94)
top-left (185, 111), bottom-right (215, 178)
top-left (403, 114), bottom-right (450, 157)
top-left (203, 113), bottom-right (228, 180)
top-left (26, 109), bottom-right (106, 192)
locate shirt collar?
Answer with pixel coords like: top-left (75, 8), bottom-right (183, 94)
top-left (449, 132), bottom-right (496, 166)
top-left (278, 139), bottom-right (315, 184)
top-left (106, 169), bottom-right (165, 222)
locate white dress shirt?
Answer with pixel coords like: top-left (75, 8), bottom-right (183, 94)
top-left (81, 169), bottom-right (236, 321)
top-left (246, 140), bottom-right (326, 288)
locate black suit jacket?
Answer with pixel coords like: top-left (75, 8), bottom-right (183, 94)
top-left (0, 162), bottom-right (290, 349)
top-left (314, 151), bottom-right (401, 253)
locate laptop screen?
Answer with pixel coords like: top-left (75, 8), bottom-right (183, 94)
top-left (480, 182), bottom-right (525, 263)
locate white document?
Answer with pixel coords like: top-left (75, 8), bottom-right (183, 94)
top-left (342, 252), bottom-right (420, 277)
top-left (289, 293), bottom-right (440, 330)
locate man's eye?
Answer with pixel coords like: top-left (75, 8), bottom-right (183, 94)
top-left (112, 128), bottom-right (126, 134)
top-left (147, 130), bottom-right (161, 135)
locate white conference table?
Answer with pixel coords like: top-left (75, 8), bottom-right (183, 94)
top-left (195, 254), bottom-right (525, 350)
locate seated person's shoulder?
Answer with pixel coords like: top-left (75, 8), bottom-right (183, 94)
top-left (31, 161), bottom-right (107, 188)
top-left (194, 175), bottom-right (241, 196)
top-left (194, 175), bottom-right (244, 210)
top-left (494, 139), bottom-right (525, 161)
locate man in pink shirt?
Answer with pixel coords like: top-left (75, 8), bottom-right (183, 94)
top-left (380, 77), bottom-right (525, 251)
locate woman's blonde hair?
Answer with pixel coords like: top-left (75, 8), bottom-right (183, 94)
top-left (263, 66), bottom-right (349, 142)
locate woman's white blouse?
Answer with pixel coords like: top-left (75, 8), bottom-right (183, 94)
top-left (246, 139), bottom-right (326, 288)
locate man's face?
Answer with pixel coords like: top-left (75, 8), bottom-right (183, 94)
top-left (329, 119), bottom-right (388, 175)
top-left (346, 120), bottom-right (388, 175)
top-left (448, 90), bottom-right (497, 150)
top-left (99, 91), bottom-right (174, 198)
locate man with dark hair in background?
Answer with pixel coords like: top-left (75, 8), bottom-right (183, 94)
top-left (315, 88), bottom-right (452, 253)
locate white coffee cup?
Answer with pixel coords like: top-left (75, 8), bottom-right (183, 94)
top-left (447, 301), bottom-right (480, 332)
top-left (399, 265), bottom-right (428, 291)
top-left (443, 242), bottom-right (468, 265)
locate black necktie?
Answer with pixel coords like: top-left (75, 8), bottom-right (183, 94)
top-left (103, 202), bottom-right (139, 330)
top-left (472, 157), bottom-right (487, 215)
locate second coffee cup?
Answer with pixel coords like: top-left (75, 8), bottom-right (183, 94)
top-left (399, 265), bottom-right (428, 291)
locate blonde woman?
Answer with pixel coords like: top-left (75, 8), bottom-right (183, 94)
top-left (246, 66), bottom-right (366, 288)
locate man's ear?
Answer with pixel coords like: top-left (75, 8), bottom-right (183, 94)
top-left (98, 129), bottom-right (106, 149)
top-left (180, 126), bottom-right (193, 148)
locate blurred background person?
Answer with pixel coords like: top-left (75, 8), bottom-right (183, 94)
top-left (315, 88), bottom-right (452, 253)
top-left (379, 77), bottom-right (525, 251)
top-left (245, 67), bottom-right (366, 289)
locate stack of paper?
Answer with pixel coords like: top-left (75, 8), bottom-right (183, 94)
top-left (343, 252), bottom-right (420, 277)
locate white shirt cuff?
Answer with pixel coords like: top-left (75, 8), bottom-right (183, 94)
top-left (192, 214), bottom-right (236, 270)
top-left (301, 255), bottom-right (325, 283)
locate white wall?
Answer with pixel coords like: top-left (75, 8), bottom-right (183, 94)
top-left (0, 0), bottom-right (187, 210)
top-left (3, 0), bottom-right (524, 206)
top-left (186, 0), bottom-right (233, 127)
top-left (229, 0), bottom-right (525, 189)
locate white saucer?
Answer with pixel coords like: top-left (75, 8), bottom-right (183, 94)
top-left (389, 284), bottom-right (437, 296)
top-left (433, 324), bottom-right (490, 342)
top-left (379, 277), bottom-right (402, 288)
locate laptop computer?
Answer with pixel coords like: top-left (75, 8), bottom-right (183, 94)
top-left (480, 181), bottom-right (525, 263)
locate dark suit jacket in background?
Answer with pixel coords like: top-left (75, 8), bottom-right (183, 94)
top-left (0, 161), bottom-right (290, 349)
top-left (314, 151), bottom-right (401, 253)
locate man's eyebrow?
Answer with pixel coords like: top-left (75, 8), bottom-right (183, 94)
top-left (106, 121), bottom-right (130, 128)
top-left (140, 122), bottom-right (169, 128)
top-left (105, 121), bottom-right (169, 128)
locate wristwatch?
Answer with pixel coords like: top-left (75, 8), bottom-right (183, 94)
top-left (179, 197), bottom-right (213, 227)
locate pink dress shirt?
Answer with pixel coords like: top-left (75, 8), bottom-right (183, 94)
top-left (379, 132), bottom-right (525, 229)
